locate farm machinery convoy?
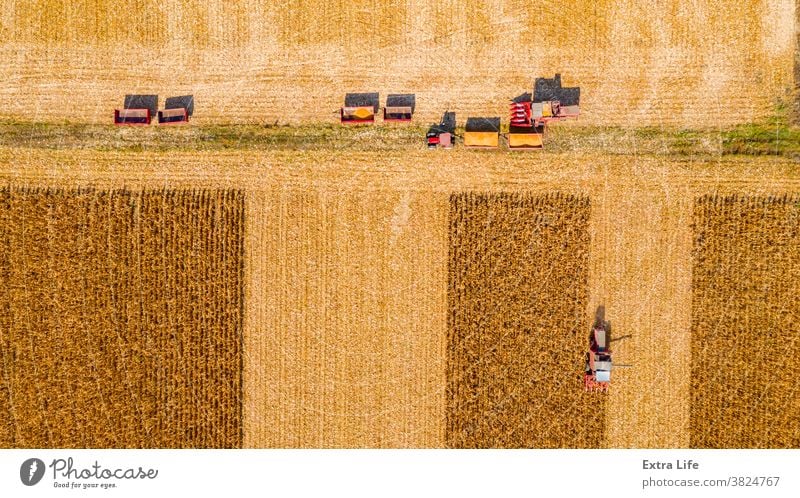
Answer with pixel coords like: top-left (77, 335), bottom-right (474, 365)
top-left (425, 74), bottom-right (581, 149)
top-left (114, 74), bottom-right (579, 150)
top-left (332, 74), bottom-right (581, 150)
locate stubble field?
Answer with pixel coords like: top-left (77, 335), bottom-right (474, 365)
top-left (244, 189), bottom-right (447, 447)
top-left (0, 0), bottom-right (796, 126)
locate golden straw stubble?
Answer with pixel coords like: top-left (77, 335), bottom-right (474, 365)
top-left (0, 188), bottom-right (244, 448)
top-left (0, 1), bottom-right (793, 126)
top-left (245, 190), bottom-right (447, 448)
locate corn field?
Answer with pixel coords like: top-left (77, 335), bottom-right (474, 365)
top-left (446, 192), bottom-right (602, 448)
top-left (0, 188), bottom-right (245, 448)
top-left (690, 194), bottom-right (800, 448)
top-left (0, 148), bottom-right (797, 448)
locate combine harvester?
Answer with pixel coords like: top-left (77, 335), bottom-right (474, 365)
top-left (584, 310), bottom-right (612, 392)
top-left (508, 74), bottom-right (581, 150)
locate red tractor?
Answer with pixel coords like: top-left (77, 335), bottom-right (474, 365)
top-left (584, 311), bottom-right (612, 392)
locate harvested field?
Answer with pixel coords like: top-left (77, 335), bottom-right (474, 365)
top-left (0, 1), bottom-right (795, 126)
top-left (0, 188), bottom-right (245, 448)
top-left (594, 181), bottom-right (694, 448)
top-left (690, 194), bottom-right (800, 448)
top-left (244, 190), bottom-right (447, 448)
top-left (446, 192), bottom-right (601, 448)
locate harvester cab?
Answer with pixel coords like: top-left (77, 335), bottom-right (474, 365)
top-left (426, 111), bottom-right (456, 148)
top-left (585, 319), bottom-right (612, 392)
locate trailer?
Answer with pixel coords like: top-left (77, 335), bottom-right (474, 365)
top-left (341, 92), bottom-right (379, 124)
top-left (114, 94), bottom-right (158, 125)
top-left (159, 95), bottom-right (194, 124)
top-left (464, 117), bottom-right (500, 148)
top-left (384, 94), bottom-right (415, 122)
top-left (114, 108), bottom-right (151, 125)
top-left (157, 107), bottom-right (189, 125)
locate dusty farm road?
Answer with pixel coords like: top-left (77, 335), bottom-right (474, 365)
top-left (0, 148), bottom-right (797, 447)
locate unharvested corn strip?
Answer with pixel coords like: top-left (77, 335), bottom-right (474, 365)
top-left (0, 188), bottom-right (245, 448)
top-left (446, 192), bottom-right (601, 448)
top-left (690, 194), bottom-right (800, 448)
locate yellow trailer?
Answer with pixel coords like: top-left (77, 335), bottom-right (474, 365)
top-left (464, 117), bottom-right (500, 148)
top-left (464, 131), bottom-right (499, 147)
top-left (508, 132), bottom-right (543, 149)
top-left (341, 93), bottom-right (379, 124)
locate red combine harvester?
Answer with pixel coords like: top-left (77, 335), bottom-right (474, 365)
top-left (584, 311), bottom-right (612, 392)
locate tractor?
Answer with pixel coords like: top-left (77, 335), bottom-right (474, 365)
top-left (426, 111), bottom-right (456, 148)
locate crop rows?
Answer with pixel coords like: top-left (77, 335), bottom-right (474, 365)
top-left (0, 188), bottom-right (245, 448)
top-left (690, 194), bottom-right (800, 448)
top-left (447, 192), bottom-right (601, 448)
